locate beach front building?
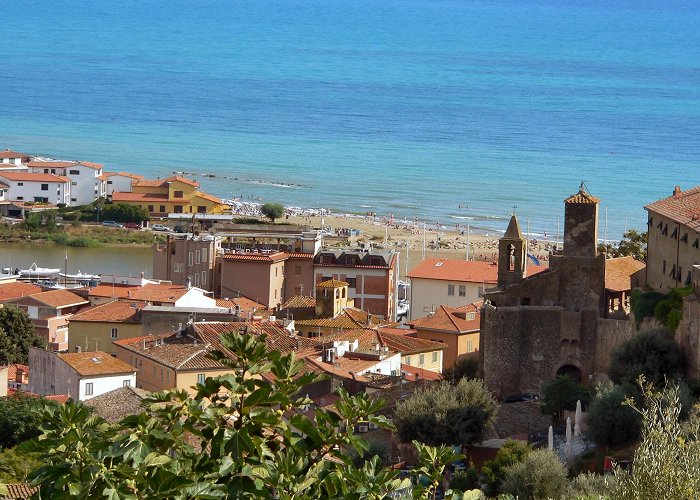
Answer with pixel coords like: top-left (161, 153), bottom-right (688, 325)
top-left (152, 234), bottom-right (222, 292)
top-left (218, 252), bottom-right (288, 308)
top-left (0, 149), bottom-right (30, 166)
top-left (0, 172), bottom-right (71, 205)
top-left (408, 303), bottom-right (481, 369)
top-left (29, 348), bottom-right (136, 401)
top-left (5, 290), bottom-right (89, 351)
top-left (27, 160), bottom-right (106, 205)
top-left (103, 171), bottom-right (144, 199)
top-left (313, 249), bottom-right (398, 320)
top-left (645, 185), bottom-right (700, 290)
top-left (112, 175), bottom-right (227, 218)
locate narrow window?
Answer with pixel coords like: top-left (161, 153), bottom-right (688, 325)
top-left (419, 354), bottom-right (425, 365)
top-left (459, 285), bottom-right (466, 297)
top-left (405, 355), bottom-right (411, 365)
top-left (447, 284), bottom-right (455, 296)
top-left (85, 382), bottom-right (94, 396)
top-left (122, 379), bottom-right (131, 387)
top-left (197, 373), bottom-right (206, 384)
top-left (432, 351), bottom-right (438, 363)
top-left (111, 327), bottom-right (118, 339)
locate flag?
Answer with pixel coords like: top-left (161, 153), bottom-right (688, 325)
top-left (528, 253), bottom-right (540, 266)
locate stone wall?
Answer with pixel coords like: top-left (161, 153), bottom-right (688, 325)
top-left (594, 317), bottom-right (636, 379)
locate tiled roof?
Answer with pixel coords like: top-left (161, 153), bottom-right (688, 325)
top-left (323, 327), bottom-right (444, 355)
top-left (221, 252), bottom-right (288, 262)
top-left (68, 300), bottom-right (143, 323)
top-left (112, 192), bottom-right (174, 203)
top-left (193, 191), bottom-right (223, 204)
top-left (215, 297), bottom-right (265, 315)
top-left (285, 252), bottom-right (314, 259)
top-left (316, 279), bottom-right (349, 288)
top-left (564, 186), bottom-right (600, 204)
top-left (376, 325), bottom-right (418, 336)
top-left (410, 303), bottom-right (482, 333)
top-left (0, 282), bottom-right (42, 302)
top-left (605, 256), bottom-right (646, 292)
top-left (80, 283), bottom-right (139, 299)
top-left (194, 321), bottom-right (322, 355)
top-left (133, 175), bottom-right (199, 188)
top-left (485, 401), bottom-right (552, 440)
top-left (280, 295), bottom-right (316, 310)
top-left (303, 355), bottom-right (376, 380)
top-left (114, 333), bottom-right (226, 370)
top-left (295, 309), bottom-right (369, 329)
top-left (4, 364), bottom-right (29, 381)
top-left (85, 386), bottom-right (149, 422)
top-left (103, 171), bottom-right (144, 179)
top-left (408, 258), bottom-right (546, 283)
top-left (0, 483), bottom-right (37, 499)
top-left (0, 172), bottom-right (70, 183)
top-left (0, 149), bottom-right (30, 159)
top-left (26, 160), bottom-right (78, 168)
top-left (19, 289), bottom-right (88, 308)
top-left (6, 388), bottom-right (70, 403)
top-left (401, 364), bottom-right (442, 382)
top-left (0, 181), bottom-right (8, 188)
top-left (128, 283), bottom-right (190, 303)
top-left (58, 351), bottom-right (136, 377)
top-left (78, 161), bottom-right (104, 170)
top-left (645, 185), bottom-right (700, 231)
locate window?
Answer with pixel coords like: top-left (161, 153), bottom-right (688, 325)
top-left (174, 190), bottom-right (184, 198)
top-left (370, 257), bottom-right (381, 266)
top-left (671, 264), bottom-right (676, 278)
top-left (160, 368), bottom-right (163, 381)
top-left (195, 250), bottom-right (201, 264)
top-left (34, 197), bottom-right (48, 203)
top-left (69, 169), bottom-right (80, 175)
top-left (197, 206), bottom-right (206, 213)
top-left (682, 233), bottom-right (688, 243)
top-left (322, 255), bottom-right (334, 264)
top-left (41, 184), bottom-right (48, 191)
top-left (295, 265), bottom-right (302, 276)
top-left (201, 248), bottom-right (207, 263)
top-left (71, 181), bottom-right (77, 186)
top-left (447, 284), bottom-right (455, 296)
top-left (174, 205), bottom-right (183, 214)
top-left (346, 277), bottom-right (357, 288)
top-left (188, 252), bottom-right (194, 266)
top-left (663, 260), bottom-right (667, 274)
top-left (467, 340), bottom-right (473, 352)
top-left (16, 196), bottom-right (23, 200)
top-left (159, 205), bottom-right (166, 213)
top-left (322, 276), bottom-right (332, 283)
top-left (432, 351), bottom-right (438, 363)
top-left (85, 382), bottom-right (94, 396)
top-left (107, 180), bottom-right (112, 185)
top-left (459, 285), bottom-right (466, 297)
top-left (662, 224), bottom-right (668, 236)
top-left (694, 239), bottom-right (699, 249)
top-left (123, 379), bottom-right (131, 387)
top-left (17, 182), bottom-right (23, 186)
top-left (147, 205), bottom-right (154, 212)
top-left (71, 198), bottom-right (77, 202)
top-left (405, 355), bottom-right (411, 365)
top-left (111, 328), bottom-right (118, 339)
top-left (201, 270), bottom-right (206, 285)
top-left (174, 262), bottom-right (182, 273)
top-left (194, 273), bottom-right (200, 287)
top-left (275, 267), bottom-right (278, 277)
top-left (671, 227), bottom-right (678, 239)
top-left (274, 289), bottom-right (277, 299)
top-left (197, 373), bottom-right (206, 384)
top-left (419, 354), bottom-right (425, 365)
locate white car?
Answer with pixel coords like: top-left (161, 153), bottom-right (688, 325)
top-left (150, 224), bottom-right (169, 231)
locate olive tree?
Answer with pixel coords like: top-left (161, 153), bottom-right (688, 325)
top-left (261, 203), bottom-right (285, 223)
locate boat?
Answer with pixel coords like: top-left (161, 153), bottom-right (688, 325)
top-left (396, 299), bottom-right (409, 318)
top-left (19, 263), bottom-right (61, 279)
top-left (59, 271), bottom-right (101, 282)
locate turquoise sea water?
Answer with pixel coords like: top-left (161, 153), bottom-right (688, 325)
top-left (1, 0), bottom-right (699, 239)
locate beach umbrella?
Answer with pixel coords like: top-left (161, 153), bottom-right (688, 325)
top-left (574, 399), bottom-right (582, 437)
top-left (565, 417), bottom-right (572, 457)
top-left (548, 425), bottom-right (554, 451)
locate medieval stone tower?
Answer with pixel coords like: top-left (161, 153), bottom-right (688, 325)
top-left (497, 215), bottom-right (526, 287)
top-left (564, 182), bottom-right (600, 258)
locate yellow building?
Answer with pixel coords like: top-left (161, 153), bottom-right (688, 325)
top-left (68, 300), bottom-right (146, 355)
top-left (111, 175), bottom-right (227, 217)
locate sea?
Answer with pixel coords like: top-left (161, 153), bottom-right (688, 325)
top-left (1, 0), bottom-right (699, 240)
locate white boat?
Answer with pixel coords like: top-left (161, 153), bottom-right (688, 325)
top-left (397, 299), bottom-right (409, 318)
top-left (59, 271), bottom-right (101, 282)
top-left (19, 263), bottom-right (61, 278)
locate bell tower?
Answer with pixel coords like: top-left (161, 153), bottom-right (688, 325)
top-left (563, 182), bottom-right (600, 258)
top-left (498, 214), bottom-right (526, 287)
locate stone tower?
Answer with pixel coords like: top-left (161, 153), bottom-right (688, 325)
top-left (563, 183), bottom-right (600, 257)
top-left (315, 279), bottom-right (350, 318)
top-left (497, 215), bottom-right (526, 287)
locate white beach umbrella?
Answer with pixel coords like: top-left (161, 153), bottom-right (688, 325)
top-left (565, 417), bottom-right (573, 457)
top-left (574, 399), bottom-right (582, 437)
top-left (548, 425), bottom-right (554, 451)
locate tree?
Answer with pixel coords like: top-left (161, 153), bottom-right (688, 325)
top-left (18, 330), bottom-right (464, 499)
top-left (608, 327), bottom-right (683, 390)
top-left (261, 203), bottom-right (285, 223)
top-left (587, 383), bottom-right (641, 449)
top-left (394, 378), bottom-right (498, 447)
top-left (540, 375), bottom-right (590, 422)
top-left (0, 394), bottom-right (59, 449)
top-left (0, 306), bottom-right (46, 365)
top-left (480, 439), bottom-right (531, 496)
top-left (598, 229), bottom-right (647, 262)
top-left (0, 447), bottom-right (44, 483)
top-left (501, 449), bottom-right (569, 500)
top-left (442, 356), bottom-right (479, 384)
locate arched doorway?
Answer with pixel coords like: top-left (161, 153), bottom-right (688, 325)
top-left (556, 364), bottom-right (582, 383)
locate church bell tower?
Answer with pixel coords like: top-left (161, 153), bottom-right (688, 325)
top-left (498, 214), bottom-right (527, 287)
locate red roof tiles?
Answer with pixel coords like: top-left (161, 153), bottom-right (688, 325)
top-left (222, 252), bottom-right (288, 262)
top-left (605, 256), bottom-right (646, 292)
top-left (408, 258), bottom-right (546, 284)
top-left (0, 172), bottom-right (70, 183)
top-left (0, 282), bottom-right (43, 302)
top-left (58, 351), bottom-right (136, 376)
top-left (14, 289), bottom-right (88, 308)
top-left (646, 185), bottom-right (700, 231)
top-left (0, 149), bottom-right (30, 159)
top-left (69, 300), bottom-right (143, 323)
top-left (410, 303), bottom-right (482, 333)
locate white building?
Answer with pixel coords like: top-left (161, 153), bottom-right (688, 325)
top-left (28, 348), bottom-right (137, 401)
top-left (0, 181), bottom-right (7, 201)
top-left (103, 171), bottom-right (143, 198)
top-left (27, 160), bottom-right (106, 205)
top-left (0, 171), bottom-right (71, 205)
top-left (0, 149), bottom-right (30, 166)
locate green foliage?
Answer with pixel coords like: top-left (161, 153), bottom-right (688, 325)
top-left (0, 447), bottom-right (44, 483)
top-left (630, 289), bottom-right (667, 325)
top-left (501, 449), bottom-right (569, 500)
top-left (631, 287), bottom-right (691, 330)
top-left (540, 375), bottom-right (590, 422)
top-left (598, 229), bottom-right (647, 262)
top-left (0, 305), bottom-right (46, 364)
top-left (394, 378), bottom-right (498, 447)
top-left (451, 466), bottom-right (480, 492)
top-left (443, 356), bottom-right (479, 384)
top-left (587, 383), bottom-right (641, 449)
top-left (0, 394), bottom-right (59, 449)
top-left (19, 330), bottom-right (463, 499)
top-left (569, 471), bottom-right (616, 499)
top-left (480, 439), bottom-right (532, 496)
top-left (261, 203), bottom-right (285, 223)
top-left (608, 327), bottom-right (683, 389)
top-left (613, 380), bottom-right (700, 500)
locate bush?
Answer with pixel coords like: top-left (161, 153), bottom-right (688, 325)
top-left (587, 383), bottom-right (641, 449)
top-left (260, 203), bottom-right (285, 223)
top-left (443, 356), bottom-right (479, 384)
top-left (501, 449), bottom-right (569, 500)
top-left (570, 471), bottom-right (616, 499)
top-left (480, 439), bottom-right (531, 496)
top-left (451, 466), bottom-right (480, 492)
top-left (540, 375), bottom-right (590, 422)
top-left (630, 289), bottom-right (666, 325)
top-left (0, 395), bottom-right (59, 448)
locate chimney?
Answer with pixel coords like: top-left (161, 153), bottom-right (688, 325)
top-left (674, 186), bottom-right (682, 198)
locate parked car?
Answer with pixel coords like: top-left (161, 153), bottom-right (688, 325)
top-left (504, 392), bottom-right (540, 403)
top-left (173, 225), bottom-right (186, 233)
top-left (102, 220), bottom-right (124, 228)
top-left (123, 222), bottom-right (141, 230)
top-left (150, 224), bottom-right (169, 231)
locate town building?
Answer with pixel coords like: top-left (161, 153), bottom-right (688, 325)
top-left (112, 175), bottom-right (226, 217)
top-left (152, 234), bottom-right (221, 292)
top-left (102, 171), bottom-right (144, 199)
top-left (5, 289), bottom-right (89, 351)
top-left (27, 160), bottom-right (106, 205)
top-left (480, 185), bottom-right (643, 399)
top-left (313, 248), bottom-right (398, 320)
top-left (406, 257), bottom-right (546, 320)
top-left (645, 185), bottom-right (700, 290)
top-left (76, 281), bottom-right (217, 308)
top-left (0, 172), bottom-right (71, 205)
top-left (409, 303), bottom-right (481, 369)
top-left (0, 148), bottom-right (30, 166)
top-left (0, 282), bottom-right (43, 303)
top-left (29, 348), bottom-right (136, 400)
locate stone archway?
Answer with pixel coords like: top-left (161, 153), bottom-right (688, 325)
top-left (556, 364), bottom-right (583, 384)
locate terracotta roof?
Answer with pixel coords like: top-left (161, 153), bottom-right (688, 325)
top-left (410, 303), bottom-right (482, 333)
top-left (408, 258), bottom-right (546, 284)
top-left (645, 185), bottom-right (700, 230)
top-left (69, 300), bottom-right (143, 323)
top-left (193, 191), bottom-right (223, 204)
top-left (221, 252), bottom-right (288, 262)
top-left (0, 282), bottom-right (42, 302)
top-left (103, 171), bottom-right (144, 179)
top-left (0, 149), bottom-right (30, 159)
top-left (111, 192), bottom-right (173, 203)
top-left (0, 172), bottom-right (70, 183)
top-left (26, 160), bottom-right (78, 168)
top-left (85, 386), bottom-right (149, 422)
top-left (295, 308), bottom-right (370, 330)
top-left (401, 364), bottom-right (442, 381)
top-left (127, 283), bottom-right (190, 303)
top-left (316, 279), bottom-right (349, 288)
top-left (58, 351), bottom-right (136, 377)
top-left (376, 325), bottom-right (418, 336)
top-left (284, 252), bottom-right (314, 259)
top-left (115, 333), bottom-right (227, 370)
top-left (324, 327), bottom-right (444, 356)
top-left (280, 295), bottom-right (316, 310)
top-left (194, 321), bottom-right (322, 355)
top-left (17, 289), bottom-right (88, 308)
top-left (215, 297), bottom-right (265, 315)
top-left (78, 161), bottom-right (104, 170)
top-left (133, 175), bottom-right (199, 188)
top-left (2, 364), bottom-right (29, 382)
top-left (0, 483), bottom-right (37, 499)
top-left (81, 283), bottom-right (139, 299)
top-left (564, 186), bottom-right (600, 204)
top-left (605, 256), bottom-right (646, 292)
top-left (303, 355), bottom-right (376, 380)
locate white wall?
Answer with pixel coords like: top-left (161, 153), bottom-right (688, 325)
top-left (408, 277), bottom-right (484, 320)
top-left (28, 163), bottom-right (104, 205)
top-left (79, 373), bottom-right (136, 401)
top-left (357, 352), bottom-right (402, 377)
top-left (105, 174), bottom-right (136, 197)
top-left (174, 288), bottom-right (217, 308)
top-left (0, 177), bottom-right (71, 205)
